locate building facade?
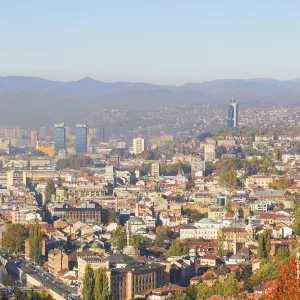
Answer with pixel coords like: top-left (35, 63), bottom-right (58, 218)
top-left (76, 124), bottom-right (87, 154)
top-left (133, 138), bottom-right (145, 155)
top-left (228, 99), bottom-right (238, 128)
top-left (54, 123), bottom-right (66, 153)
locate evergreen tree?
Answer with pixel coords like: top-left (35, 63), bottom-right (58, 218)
top-left (82, 264), bottom-right (95, 300)
top-left (44, 179), bottom-right (55, 203)
top-left (258, 231), bottom-right (271, 260)
top-left (94, 268), bottom-right (113, 300)
top-left (223, 273), bottom-right (238, 297)
top-left (215, 229), bottom-right (225, 258)
top-left (292, 207), bottom-right (300, 236)
top-left (29, 219), bottom-right (43, 265)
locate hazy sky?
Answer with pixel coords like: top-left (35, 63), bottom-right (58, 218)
top-left (1, 1), bottom-right (300, 84)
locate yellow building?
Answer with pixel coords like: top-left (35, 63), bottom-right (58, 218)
top-left (160, 135), bottom-right (174, 142)
top-left (36, 141), bottom-right (55, 156)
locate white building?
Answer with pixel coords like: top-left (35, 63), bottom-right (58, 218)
top-left (204, 144), bottom-right (216, 161)
top-left (151, 163), bottom-right (160, 177)
top-left (191, 160), bottom-right (205, 173)
top-left (7, 171), bottom-right (26, 187)
top-left (133, 138), bottom-right (145, 155)
top-left (180, 218), bottom-right (223, 240)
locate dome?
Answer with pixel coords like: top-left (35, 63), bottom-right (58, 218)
top-left (123, 246), bottom-right (140, 259)
top-left (198, 218), bottom-right (215, 224)
top-left (129, 216), bottom-right (143, 223)
top-left (90, 241), bottom-right (101, 249)
top-left (230, 253), bottom-right (245, 260)
top-left (79, 242), bottom-right (89, 249)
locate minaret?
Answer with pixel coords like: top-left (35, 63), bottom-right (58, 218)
top-left (233, 229), bottom-right (237, 255)
top-left (135, 200), bottom-right (139, 217)
top-left (126, 221), bottom-right (130, 247)
top-left (297, 250), bottom-right (300, 280)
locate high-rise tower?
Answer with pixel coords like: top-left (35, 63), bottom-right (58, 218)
top-left (228, 98), bottom-right (238, 128)
top-left (54, 123), bottom-right (66, 153)
top-left (76, 124), bottom-right (87, 154)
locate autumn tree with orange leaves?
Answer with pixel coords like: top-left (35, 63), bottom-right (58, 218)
top-left (263, 256), bottom-right (300, 300)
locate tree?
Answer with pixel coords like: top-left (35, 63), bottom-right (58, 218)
top-left (258, 231), bottom-right (271, 260)
top-left (273, 148), bottom-right (281, 160)
top-left (225, 195), bottom-right (233, 213)
top-left (94, 268), bottom-right (113, 300)
top-left (262, 257), bottom-right (300, 300)
top-left (268, 175), bottom-right (293, 190)
top-left (14, 288), bottom-right (54, 300)
top-left (56, 156), bottom-right (94, 171)
top-left (219, 167), bottom-right (238, 187)
top-left (197, 282), bottom-right (215, 299)
top-left (166, 239), bottom-right (189, 258)
top-left (44, 179), bottom-right (55, 203)
top-left (1, 223), bottom-right (27, 254)
top-left (223, 272), bottom-right (238, 297)
top-left (82, 264), bottom-right (95, 300)
top-left (108, 209), bottom-right (117, 223)
top-left (215, 229), bottom-right (225, 258)
top-left (263, 156), bottom-right (272, 172)
top-left (275, 247), bottom-right (289, 263)
top-left (154, 226), bottom-right (168, 247)
top-left (130, 235), bottom-right (153, 249)
top-left (29, 219), bottom-right (43, 265)
top-left (292, 206), bottom-right (300, 236)
top-left (185, 284), bottom-right (198, 300)
top-left (112, 225), bottom-right (126, 250)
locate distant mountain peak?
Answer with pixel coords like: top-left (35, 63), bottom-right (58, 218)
top-left (79, 76), bottom-right (97, 82)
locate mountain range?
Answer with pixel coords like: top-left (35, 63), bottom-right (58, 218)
top-left (1, 76), bottom-right (300, 127)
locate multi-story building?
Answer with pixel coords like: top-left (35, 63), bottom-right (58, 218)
top-left (78, 254), bottom-right (168, 300)
top-left (208, 206), bottom-right (226, 220)
top-left (204, 144), bottom-right (216, 161)
top-left (180, 218), bottom-right (223, 240)
top-left (36, 141), bottom-right (55, 156)
top-left (151, 163), bottom-right (160, 177)
top-left (6, 170), bottom-right (26, 187)
top-left (0, 137), bottom-right (11, 154)
top-left (39, 127), bottom-right (48, 140)
top-left (191, 160), bottom-right (205, 173)
top-left (245, 175), bottom-right (276, 189)
top-left (222, 227), bottom-right (253, 251)
top-left (66, 184), bottom-right (107, 199)
top-left (54, 123), bottom-right (66, 153)
top-left (30, 130), bottom-right (39, 148)
top-left (76, 124), bottom-right (87, 154)
top-left (228, 99), bottom-right (238, 128)
top-left (48, 248), bottom-right (69, 275)
top-left (51, 201), bottom-right (105, 224)
top-left (11, 209), bottom-right (41, 224)
top-left (133, 138), bottom-right (145, 155)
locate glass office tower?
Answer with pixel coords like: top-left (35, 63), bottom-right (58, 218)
top-left (54, 123), bottom-right (66, 153)
top-left (228, 99), bottom-right (238, 128)
top-left (76, 124), bottom-right (87, 154)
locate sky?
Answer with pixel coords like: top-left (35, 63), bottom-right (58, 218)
top-left (1, 1), bottom-right (300, 85)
